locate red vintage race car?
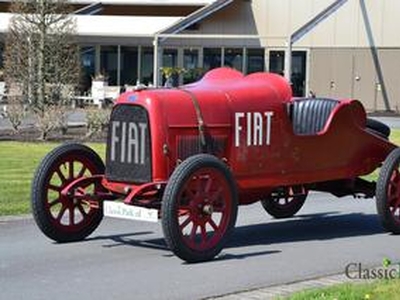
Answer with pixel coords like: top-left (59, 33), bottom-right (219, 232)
top-left (32, 68), bottom-right (399, 263)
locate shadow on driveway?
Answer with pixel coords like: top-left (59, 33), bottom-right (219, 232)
top-left (227, 211), bottom-right (382, 248)
top-left (81, 211), bottom-right (384, 261)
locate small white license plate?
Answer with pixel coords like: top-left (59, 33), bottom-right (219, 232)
top-left (103, 201), bottom-right (158, 223)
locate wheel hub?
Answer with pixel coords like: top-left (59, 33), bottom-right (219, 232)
top-left (202, 204), bottom-right (214, 215)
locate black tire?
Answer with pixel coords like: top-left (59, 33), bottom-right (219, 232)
top-left (376, 148), bottom-right (400, 234)
top-left (162, 154), bottom-right (238, 263)
top-left (261, 186), bottom-right (307, 219)
top-left (366, 118), bottom-right (390, 139)
top-left (31, 143), bottom-right (105, 242)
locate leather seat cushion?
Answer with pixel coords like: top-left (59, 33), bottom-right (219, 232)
top-left (291, 98), bottom-right (339, 135)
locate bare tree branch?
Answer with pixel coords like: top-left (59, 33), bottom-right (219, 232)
top-left (4, 0), bottom-right (80, 139)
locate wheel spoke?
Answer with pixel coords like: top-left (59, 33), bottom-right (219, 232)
top-left (209, 187), bottom-right (222, 204)
top-left (68, 161), bottom-right (74, 180)
top-left (56, 168), bottom-right (67, 183)
top-left (49, 198), bottom-right (61, 207)
top-left (204, 176), bottom-right (213, 194)
top-left (56, 205), bottom-right (67, 221)
top-left (198, 176), bottom-right (208, 196)
top-left (388, 194), bottom-right (400, 206)
top-left (390, 207), bottom-right (400, 220)
top-left (200, 225), bottom-right (207, 244)
top-left (392, 169), bottom-right (400, 181)
top-left (75, 187), bottom-right (86, 197)
top-left (389, 171), bottom-right (400, 190)
top-left (390, 197), bottom-right (400, 210)
top-left (208, 218), bottom-right (218, 231)
top-left (179, 216), bottom-right (192, 230)
top-left (193, 176), bottom-right (202, 195)
top-left (76, 202), bottom-right (87, 217)
top-left (77, 165), bottom-right (88, 179)
top-left (48, 184), bottom-right (61, 192)
top-left (389, 181), bottom-right (398, 189)
top-left (190, 224), bottom-right (198, 241)
top-left (178, 209), bottom-right (190, 217)
top-left (188, 189), bottom-right (196, 198)
top-left (69, 207), bottom-right (75, 225)
top-left (395, 208), bottom-right (400, 219)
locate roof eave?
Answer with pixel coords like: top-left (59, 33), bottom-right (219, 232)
top-left (158, 0), bottom-right (234, 37)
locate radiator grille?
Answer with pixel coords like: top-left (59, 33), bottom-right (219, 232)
top-left (105, 105), bottom-right (151, 183)
top-left (177, 135), bottom-right (227, 160)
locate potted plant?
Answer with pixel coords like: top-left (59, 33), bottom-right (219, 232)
top-left (160, 67), bottom-right (185, 87)
top-left (183, 67), bottom-right (205, 84)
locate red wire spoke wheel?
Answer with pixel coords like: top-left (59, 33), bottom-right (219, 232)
top-left (377, 148), bottom-right (400, 234)
top-left (261, 186), bottom-right (307, 219)
top-left (162, 154), bottom-right (238, 263)
top-left (31, 143), bottom-right (105, 242)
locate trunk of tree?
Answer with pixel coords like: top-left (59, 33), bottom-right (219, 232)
top-left (38, 0), bottom-right (46, 114)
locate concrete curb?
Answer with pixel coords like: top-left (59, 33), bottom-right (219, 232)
top-left (207, 272), bottom-right (368, 300)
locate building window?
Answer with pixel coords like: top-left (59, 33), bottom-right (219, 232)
top-left (224, 48), bottom-right (243, 71)
top-left (120, 46), bottom-right (138, 86)
top-left (203, 48), bottom-right (221, 71)
top-left (141, 47), bottom-right (153, 85)
top-left (269, 50), bottom-right (285, 76)
top-left (163, 48), bottom-right (178, 67)
top-left (291, 51), bottom-right (307, 97)
top-left (100, 46), bottom-right (118, 85)
top-left (161, 48), bottom-right (178, 86)
top-left (80, 46), bottom-right (95, 92)
top-left (269, 50), bottom-right (307, 97)
top-left (247, 48), bottom-right (265, 74)
top-left (183, 48), bottom-right (200, 84)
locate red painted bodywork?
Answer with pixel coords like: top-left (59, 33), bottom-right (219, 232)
top-left (102, 68), bottom-right (396, 206)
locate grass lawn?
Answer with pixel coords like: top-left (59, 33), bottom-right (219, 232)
top-left (361, 129), bottom-right (400, 182)
top-left (0, 129), bottom-right (400, 216)
top-left (390, 128), bottom-right (400, 145)
top-left (282, 279), bottom-right (400, 300)
top-left (0, 142), bottom-right (105, 216)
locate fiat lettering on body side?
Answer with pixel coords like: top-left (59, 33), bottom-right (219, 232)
top-left (234, 111), bottom-right (274, 147)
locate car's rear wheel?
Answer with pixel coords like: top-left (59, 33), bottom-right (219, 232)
top-left (31, 143), bottom-right (105, 242)
top-left (261, 186), bottom-right (307, 219)
top-left (366, 118), bottom-right (390, 139)
top-left (376, 148), bottom-right (400, 234)
top-left (162, 154), bottom-right (238, 263)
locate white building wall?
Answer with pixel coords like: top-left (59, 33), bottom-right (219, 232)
top-left (251, 0), bottom-right (400, 48)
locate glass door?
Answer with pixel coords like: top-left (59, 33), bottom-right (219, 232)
top-left (183, 48), bottom-right (201, 84)
top-left (162, 48), bottom-right (178, 86)
top-left (269, 50), bottom-right (307, 97)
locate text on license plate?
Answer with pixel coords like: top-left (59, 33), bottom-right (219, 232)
top-left (104, 201), bottom-right (158, 223)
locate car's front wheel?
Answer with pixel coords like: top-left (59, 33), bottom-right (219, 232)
top-left (162, 154), bottom-right (238, 263)
top-left (31, 143), bottom-right (105, 242)
top-left (376, 148), bottom-right (400, 234)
